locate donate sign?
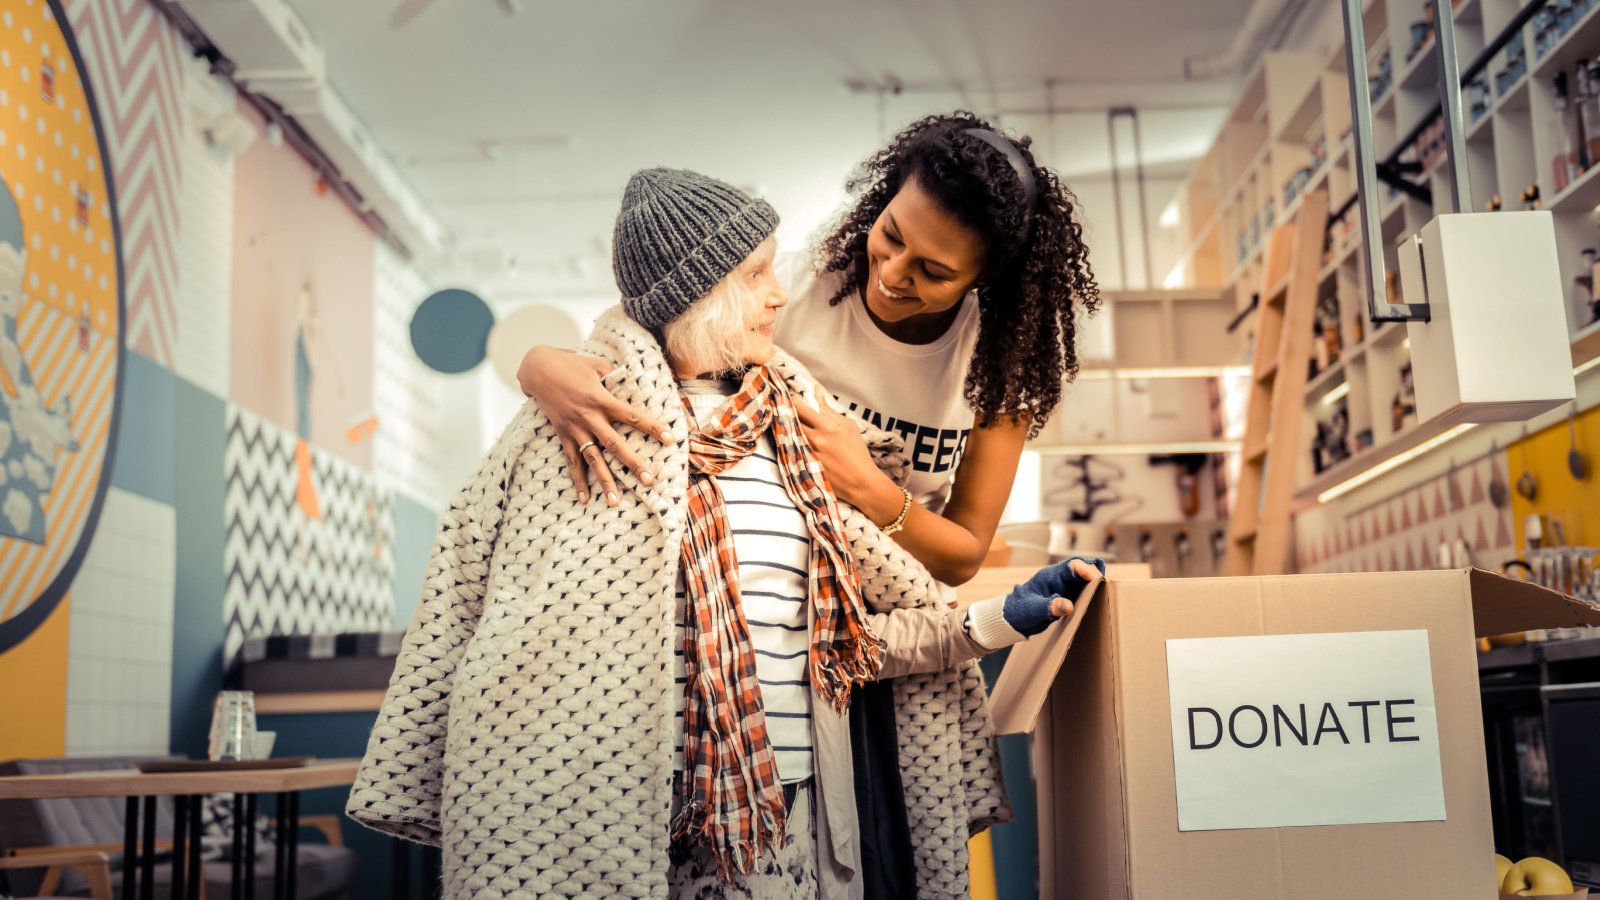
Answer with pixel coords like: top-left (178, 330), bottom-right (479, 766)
top-left (1165, 630), bottom-right (1446, 831)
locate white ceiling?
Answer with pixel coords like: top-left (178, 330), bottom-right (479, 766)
top-left (283, 0), bottom-right (1256, 301)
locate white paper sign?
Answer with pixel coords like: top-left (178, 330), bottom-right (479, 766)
top-left (1165, 629), bottom-right (1445, 831)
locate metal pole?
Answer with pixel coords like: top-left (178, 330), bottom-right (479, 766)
top-left (1127, 107), bottom-right (1155, 289)
top-left (1340, 0), bottom-right (1428, 321)
top-left (1107, 113), bottom-right (1129, 289)
top-left (1432, 0), bottom-right (1472, 212)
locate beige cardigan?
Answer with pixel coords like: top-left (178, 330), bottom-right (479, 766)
top-left (346, 307), bottom-right (1010, 899)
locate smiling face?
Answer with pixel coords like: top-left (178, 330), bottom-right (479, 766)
top-left (663, 236), bottom-right (787, 378)
top-left (862, 176), bottom-right (987, 325)
top-left (737, 236), bottom-right (785, 365)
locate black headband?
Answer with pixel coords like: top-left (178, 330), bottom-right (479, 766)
top-left (964, 128), bottom-right (1039, 210)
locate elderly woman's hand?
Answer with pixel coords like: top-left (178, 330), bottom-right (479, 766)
top-left (517, 345), bottom-right (676, 506)
top-left (794, 398), bottom-right (905, 525)
top-left (1002, 557), bottom-right (1103, 636)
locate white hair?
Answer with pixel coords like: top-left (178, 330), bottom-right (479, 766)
top-left (662, 267), bottom-right (759, 377)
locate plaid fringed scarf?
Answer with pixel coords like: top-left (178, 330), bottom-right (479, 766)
top-left (670, 364), bottom-right (886, 883)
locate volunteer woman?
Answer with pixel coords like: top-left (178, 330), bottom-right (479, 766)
top-left (518, 110), bottom-right (1100, 587)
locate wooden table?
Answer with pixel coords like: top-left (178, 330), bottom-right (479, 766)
top-left (0, 758), bottom-right (358, 900)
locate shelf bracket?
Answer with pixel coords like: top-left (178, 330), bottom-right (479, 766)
top-left (1375, 160), bottom-right (1433, 205)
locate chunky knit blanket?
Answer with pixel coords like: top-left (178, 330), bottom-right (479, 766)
top-left (346, 306), bottom-right (1010, 899)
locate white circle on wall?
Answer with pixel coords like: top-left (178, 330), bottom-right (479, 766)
top-left (486, 304), bottom-right (582, 392)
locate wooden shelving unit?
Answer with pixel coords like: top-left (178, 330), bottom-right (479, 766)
top-left (1168, 0), bottom-right (1600, 509)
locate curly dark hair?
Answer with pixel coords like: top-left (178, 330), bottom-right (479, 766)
top-left (815, 111), bottom-right (1099, 440)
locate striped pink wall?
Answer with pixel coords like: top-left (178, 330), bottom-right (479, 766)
top-left (65, 0), bottom-right (182, 365)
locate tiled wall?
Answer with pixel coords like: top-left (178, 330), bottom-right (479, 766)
top-left (373, 240), bottom-right (443, 509)
top-left (65, 486), bottom-right (174, 755)
top-left (171, 59), bottom-right (233, 399)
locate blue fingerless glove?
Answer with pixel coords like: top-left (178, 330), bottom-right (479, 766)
top-left (1001, 557), bottom-right (1106, 637)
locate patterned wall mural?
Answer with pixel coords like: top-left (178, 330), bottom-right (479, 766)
top-left (63, 0), bottom-right (182, 366)
top-left (0, 0), bottom-right (123, 655)
top-left (1294, 453), bottom-right (1518, 574)
top-left (0, 0), bottom-right (446, 768)
top-left (223, 403), bottom-right (393, 662)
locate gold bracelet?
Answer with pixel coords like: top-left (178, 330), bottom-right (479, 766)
top-left (882, 487), bottom-right (913, 535)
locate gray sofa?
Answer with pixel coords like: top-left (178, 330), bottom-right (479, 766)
top-left (0, 756), bottom-right (357, 899)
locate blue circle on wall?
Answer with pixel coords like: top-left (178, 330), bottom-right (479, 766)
top-left (410, 288), bottom-right (494, 374)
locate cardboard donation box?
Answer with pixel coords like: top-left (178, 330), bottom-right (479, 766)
top-left (989, 569), bottom-right (1600, 900)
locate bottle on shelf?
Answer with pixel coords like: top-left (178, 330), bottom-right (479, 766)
top-left (1580, 60), bottom-right (1600, 167)
top-left (1522, 183), bottom-right (1543, 210)
top-left (1553, 72), bottom-right (1581, 191)
top-left (1591, 239), bottom-right (1600, 324)
top-left (1575, 246), bottom-right (1595, 325)
top-left (1328, 401), bottom-right (1350, 462)
top-left (1536, 5), bottom-right (1557, 57)
top-left (1399, 361), bottom-right (1417, 427)
top-left (1312, 320), bottom-right (1328, 375)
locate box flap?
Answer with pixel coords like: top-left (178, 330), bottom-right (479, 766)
top-left (1468, 567), bottom-right (1600, 637)
top-left (988, 574), bottom-right (1104, 735)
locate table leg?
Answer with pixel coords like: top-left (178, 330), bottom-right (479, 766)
top-left (286, 792), bottom-right (299, 900)
top-left (244, 793), bottom-right (257, 900)
top-left (231, 794), bottom-right (244, 900)
top-left (122, 796), bottom-right (138, 900)
top-left (141, 793), bottom-right (157, 900)
top-left (172, 794), bottom-right (187, 900)
top-left (273, 793), bottom-right (287, 900)
top-left (187, 795), bottom-right (203, 900)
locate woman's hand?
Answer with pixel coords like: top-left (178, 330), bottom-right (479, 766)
top-left (794, 398), bottom-right (903, 524)
top-left (517, 345), bottom-right (675, 506)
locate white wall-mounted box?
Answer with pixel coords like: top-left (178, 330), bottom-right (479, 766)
top-left (1397, 212), bottom-right (1575, 424)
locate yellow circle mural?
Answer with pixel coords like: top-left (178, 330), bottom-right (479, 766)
top-left (0, 0), bottom-right (122, 652)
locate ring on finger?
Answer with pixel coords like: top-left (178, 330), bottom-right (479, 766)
top-left (576, 439), bottom-right (599, 455)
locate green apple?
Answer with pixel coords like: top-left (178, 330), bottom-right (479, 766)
top-left (1497, 855), bottom-right (1515, 891)
top-left (1501, 856), bottom-right (1574, 896)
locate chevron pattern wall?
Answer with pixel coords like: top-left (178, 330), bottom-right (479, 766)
top-left (223, 404), bottom-right (393, 663)
top-left (1294, 454), bottom-right (1517, 574)
top-left (64, 0), bottom-right (182, 365)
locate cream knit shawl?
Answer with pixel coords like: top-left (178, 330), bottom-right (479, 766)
top-left (346, 306), bottom-right (1010, 898)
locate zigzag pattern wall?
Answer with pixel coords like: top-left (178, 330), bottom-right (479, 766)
top-left (223, 404), bottom-right (392, 662)
top-left (64, 0), bottom-right (181, 365)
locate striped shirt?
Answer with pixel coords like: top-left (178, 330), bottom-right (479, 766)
top-left (673, 378), bottom-right (814, 784)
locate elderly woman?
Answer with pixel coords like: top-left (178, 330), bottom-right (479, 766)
top-left (347, 168), bottom-right (1099, 900)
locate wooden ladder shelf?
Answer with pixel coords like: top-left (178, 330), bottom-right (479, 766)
top-left (1225, 188), bottom-right (1328, 576)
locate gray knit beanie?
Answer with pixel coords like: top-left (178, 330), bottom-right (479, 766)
top-left (613, 168), bottom-right (779, 329)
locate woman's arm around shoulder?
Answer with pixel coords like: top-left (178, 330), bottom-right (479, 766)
top-left (515, 344), bottom-right (677, 507)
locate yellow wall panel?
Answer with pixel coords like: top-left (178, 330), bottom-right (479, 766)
top-left (1508, 404), bottom-right (1600, 551)
top-left (0, 594), bottom-right (68, 760)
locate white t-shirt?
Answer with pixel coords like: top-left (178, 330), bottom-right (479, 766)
top-left (774, 253), bottom-right (981, 515)
top-left (672, 380), bottom-right (814, 784)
